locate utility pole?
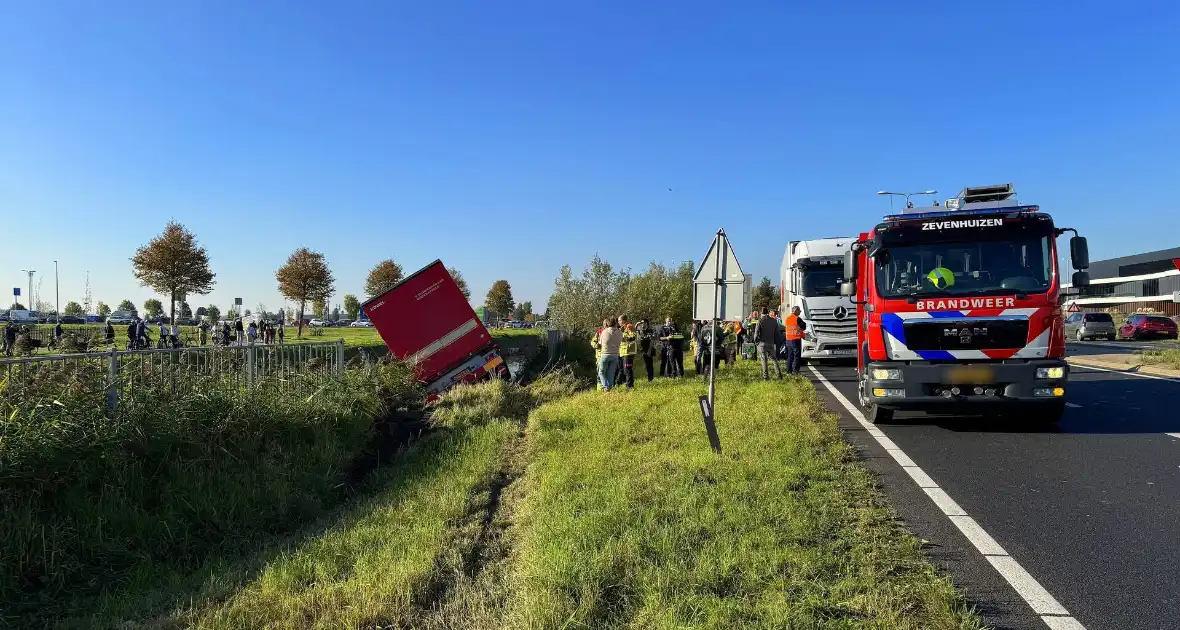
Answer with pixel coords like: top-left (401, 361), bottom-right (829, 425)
top-left (54, 260), bottom-right (60, 323)
top-left (83, 272), bottom-right (92, 315)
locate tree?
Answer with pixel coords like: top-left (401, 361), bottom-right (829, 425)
top-left (97, 302), bottom-right (112, 317)
top-left (313, 299), bottom-right (328, 319)
top-left (344, 294), bottom-right (361, 320)
top-left (9, 302), bottom-right (26, 310)
top-left (195, 306), bottom-right (207, 318)
top-left (143, 298), bottom-right (164, 318)
top-left (512, 305), bottom-right (526, 320)
top-left (449, 267), bottom-right (471, 300)
top-left (331, 305), bottom-right (341, 321)
top-left (179, 301), bottom-right (193, 320)
top-left (365, 259), bottom-right (403, 297)
top-left (117, 299), bottom-right (136, 313)
top-left (64, 301), bottom-right (84, 316)
top-left (276, 247), bottom-right (335, 338)
top-left (485, 280), bottom-right (515, 319)
top-left (752, 277), bottom-right (778, 315)
top-left (547, 255), bottom-right (630, 331)
top-left (206, 304), bottom-right (221, 323)
top-left (131, 221), bottom-right (216, 324)
top-left (522, 301), bottom-right (533, 317)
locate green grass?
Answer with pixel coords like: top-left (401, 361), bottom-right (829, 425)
top-left (500, 361), bottom-right (981, 629)
top-left (0, 361), bottom-right (423, 628)
top-left (192, 419), bottom-right (520, 629)
top-left (1139, 347), bottom-right (1180, 371)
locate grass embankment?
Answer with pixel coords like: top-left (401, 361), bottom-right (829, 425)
top-left (182, 358), bottom-right (977, 629)
top-left (0, 359), bottom-right (423, 628)
top-left (192, 370), bottom-right (579, 629)
top-left (499, 361), bottom-right (981, 629)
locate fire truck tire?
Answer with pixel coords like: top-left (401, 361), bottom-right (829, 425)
top-left (866, 403), bottom-right (894, 425)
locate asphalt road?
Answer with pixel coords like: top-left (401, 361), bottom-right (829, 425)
top-left (807, 352), bottom-right (1180, 630)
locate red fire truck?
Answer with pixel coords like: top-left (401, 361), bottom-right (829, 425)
top-left (839, 184), bottom-right (1090, 424)
top-left (363, 260), bottom-right (510, 402)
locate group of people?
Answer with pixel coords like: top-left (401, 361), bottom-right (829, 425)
top-left (201, 318), bottom-right (285, 347)
top-left (590, 306), bottom-right (808, 391)
top-left (591, 316), bottom-right (688, 391)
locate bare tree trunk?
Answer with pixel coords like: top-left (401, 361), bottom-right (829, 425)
top-left (169, 289), bottom-right (176, 325)
top-left (297, 300), bottom-right (305, 339)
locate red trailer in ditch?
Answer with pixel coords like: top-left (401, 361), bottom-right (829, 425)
top-left (362, 260), bottom-right (510, 401)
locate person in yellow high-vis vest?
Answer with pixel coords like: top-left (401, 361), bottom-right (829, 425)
top-left (618, 315), bottom-right (637, 389)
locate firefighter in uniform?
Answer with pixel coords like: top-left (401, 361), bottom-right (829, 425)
top-left (658, 317), bottom-right (684, 377)
top-left (784, 306), bottom-right (807, 374)
top-left (618, 315), bottom-right (636, 389)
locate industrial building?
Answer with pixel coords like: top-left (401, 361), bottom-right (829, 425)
top-left (1063, 246), bottom-right (1180, 317)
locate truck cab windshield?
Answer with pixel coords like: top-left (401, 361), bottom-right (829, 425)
top-left (874, 235), bottom-right (1053, 298)
top-left (800, 266), bottom-right (845, 297)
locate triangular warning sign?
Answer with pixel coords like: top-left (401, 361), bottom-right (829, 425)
top-left (1065, 302), bottom-right (1079, 313)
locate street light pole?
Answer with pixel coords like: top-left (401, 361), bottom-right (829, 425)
top-left (54, 261), bottom-right (60, 323)
top-left (20, 269), bottom-right (35, 310)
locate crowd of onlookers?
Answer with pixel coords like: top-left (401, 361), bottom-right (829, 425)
top-left (590, 307), bottom-right (809, 392)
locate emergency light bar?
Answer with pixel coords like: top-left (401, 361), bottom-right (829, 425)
top-left (883, 205), bottom-right (1039, 222)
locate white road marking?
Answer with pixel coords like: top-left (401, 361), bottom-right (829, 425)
top-left (1065, 402), bottom-right (1082, 408)
top-left (808, 366), bottom-right (1086, 630)
top-left (1166, 433), bottom-right (1180, 440)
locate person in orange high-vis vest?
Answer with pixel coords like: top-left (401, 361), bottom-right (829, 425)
top-left (783, 306), bottom-right (807, 375)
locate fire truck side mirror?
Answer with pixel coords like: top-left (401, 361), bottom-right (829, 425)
top-left (1069, 236), bottom-right (1089, 270)
top-left (840, 281), bottom-right (856, 297)
top-left (1071, 270), bottom-right (1090, 288)
top-left (843, 249), bottom-right (858, 282)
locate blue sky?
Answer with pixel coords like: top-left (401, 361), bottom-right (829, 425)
top-left (2, 1), bottom-right (1177, 315)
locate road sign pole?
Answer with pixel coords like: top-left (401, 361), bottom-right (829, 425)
top-left (705, 229), bottom-right (724, 454)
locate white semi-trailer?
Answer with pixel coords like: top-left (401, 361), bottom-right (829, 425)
top-left (780, 237), bottom-right (859, 360)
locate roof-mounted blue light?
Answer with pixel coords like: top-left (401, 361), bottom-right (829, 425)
top-left (882, 205), bottom-right (1039, 222)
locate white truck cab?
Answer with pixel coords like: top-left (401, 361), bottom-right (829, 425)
top-left (780, 237), bottom-right (859, 360)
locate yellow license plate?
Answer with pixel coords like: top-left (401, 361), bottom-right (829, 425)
top-left (946, 366), bottom-right (994, 384)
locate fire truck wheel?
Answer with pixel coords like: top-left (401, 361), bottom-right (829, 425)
top-left (866, 403), bottom-right (894, 425)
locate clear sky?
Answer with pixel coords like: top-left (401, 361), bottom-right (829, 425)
top-left (2, 1), bottom-right (1177, 315)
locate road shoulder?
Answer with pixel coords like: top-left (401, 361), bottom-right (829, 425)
top-left (805, 366), bottom-right (1046, 630)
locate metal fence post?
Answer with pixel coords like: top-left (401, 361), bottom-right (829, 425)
top-left (337, 339), bottom-right (345, 376)
top-left (106, 348), bottom-right (119, 416)
top-left (246, 344), bottom-right (256, 390)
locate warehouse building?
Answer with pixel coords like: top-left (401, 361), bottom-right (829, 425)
top-left (1063, 246), bottom-right (1180, 317)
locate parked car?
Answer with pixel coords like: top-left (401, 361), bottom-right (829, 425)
top-left (1064, 312), bottom-right (1116, 341)
top-left (350, 320), bottom-right (374, 327)
top-left (107, 311), bottom-right (137, 325)
top-left (308, 318), bottom-right (328, 327)
top-left (58, 315), bottom-right (86, 325)
top-left (336, 319), bottom-right (353, 327)
top-left (1118, 314), bottom-right (1179, 341)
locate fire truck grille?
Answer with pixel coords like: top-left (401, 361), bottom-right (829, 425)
top-left (902, 319), bottom-right (1029, 351)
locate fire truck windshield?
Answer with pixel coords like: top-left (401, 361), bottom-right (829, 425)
top-left (874, 234), bottom-right (1053, 299)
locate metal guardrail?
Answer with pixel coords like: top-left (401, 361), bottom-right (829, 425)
top-left (0, 340), bottom-right (346, 417)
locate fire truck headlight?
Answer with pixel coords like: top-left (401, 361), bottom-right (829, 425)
top-left (871, 369), bottom-right (901, 380)
top-left (1035, 367), bottom-right (1065, 379)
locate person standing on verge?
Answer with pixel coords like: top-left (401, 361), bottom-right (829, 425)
top-left (636, 318), bottom-right (656, 382)
top-left (618, 315), bottom-right (636, 389)
top-left (784, 306), bottom-right (807, 375)
top-left (234, 318), bottom-right (244, 346)
top-left (753, 310), bottom-right (783, 380)
top-left (659, 317), bottom-right (684, 377)
top-left (597, 318), bottom-right (622, 392)
top-left (170, 319), bottom-right (180, 348)
top-left (198, 319), bottom-right (208, 346)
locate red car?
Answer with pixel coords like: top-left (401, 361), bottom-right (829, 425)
top-left (1117, 314), bottom-right (1179, 340)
